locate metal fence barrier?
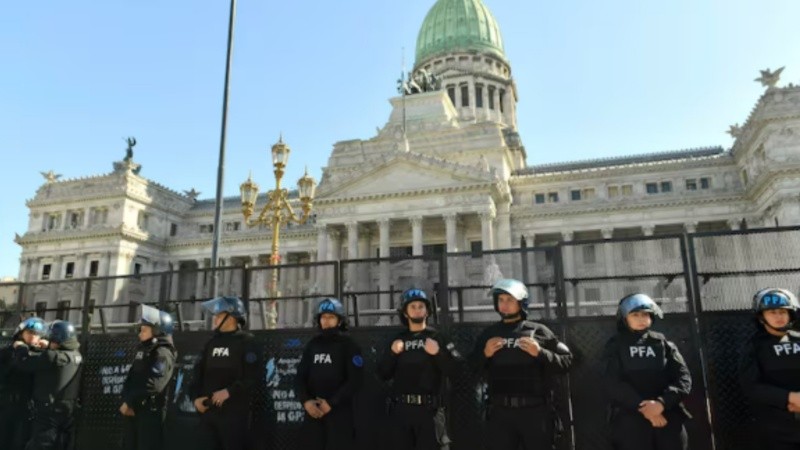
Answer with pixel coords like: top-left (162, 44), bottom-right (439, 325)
top-left (4, 226), bottom-right (800, 449)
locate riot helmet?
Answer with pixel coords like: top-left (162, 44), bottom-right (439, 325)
top-left (314, 298), bottom-right (348, 330)
top-left (752, 288), bottom-right (799, 332)
top-left (397, 288), bottom-right (431, 325)
top-left (202, 296), bottom-right (247, 329)
top-left (14, 317), bottom-right (46, 340)
top-left (140, 304), bottom-right (175, 336)
top-left (491, 279), bottom-right (529, 319)
top-left (48, 320), bottom-right (77, 345)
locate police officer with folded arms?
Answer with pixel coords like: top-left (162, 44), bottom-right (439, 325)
top-left (0, 317), bottom-right (47, 450)
top-left (603, 293), bottom-right (692, 450)
top-left (378, 288), bottom-right (459, 450)
top-left (13, 320), bottom-right (83, 450)
top-left (295, 298), bottom-right (364, 449)
top-left (190, 296), bottom-right (260, 450)
top-left (740, 288), bottom-right (800, 450)
top-left (470, 279), bottom-right (572, 450)
top-left (119, 305), bottom-right (178, 450)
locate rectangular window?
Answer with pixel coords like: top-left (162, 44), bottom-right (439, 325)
top-left (56, 301), bottom-right (70, 321)
top-left (488, 86), bottom-right (495, 109)
top-left (138, 211), bottom-right (149, 230)
top-left (47, 213), bottom-right (61, 231)
top-left (499, 89), bottom-right (506, 113)
top-left (460, 85), bottom-right (469, 107)
top-left (621, 242), bottom-right (635, 262)
top-left (685, 179), bottom-right (697, 191)
top-left (534, 193), bottom-right (546, 204)
top-left (548, 192), bottom-right (559, 203)
top-left (65, 262), bottom-right (75, 279)
top-left (447, 86), bottom-right (456, 106)
top-left (475, 85), bottom-right (483, 108)
top-left (660, 239), bottom-right (676, 259)
top-left (646, 183), bottom-right (658, 194)
top-left (423, 244), bottom-right (446, 257)
top-left (68, 211), bottom-right (82, 229)
top-left (660, 181), bottom-right (672, 193)
top-left (170, 223), bottom-right (178, 236)
top-left (571, 190), bottom-right (582, 201)
top-left (470, 241), bottom-right (483, 258)
top-left (582, 245), bottom-right (596, 264)
top-left (584, 288), bottom-right (601, 303)
top-left (225, 222), bottom-right (241, 232)
top-left (583, 188), bottom-right (596, 200)
top-left (700, 177), bottom-right (710, 189)
top-left (89, 260), bottom-right (99, 277)
top-left (134, 263), bottom-right (142, 276)
top-left (35, 302), bottom-right (47, 318)
top-left (389, 246), bottom-right (413, 258)
top-left (621, 185), bottom-right (633, 196)
top-left (42, 264), bottom-right (52, 280)
top-left (607, 186), bottom-right (619, 198)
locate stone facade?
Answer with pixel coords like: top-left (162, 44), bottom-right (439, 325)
top-left (10, 1), bottom-right (800, 328)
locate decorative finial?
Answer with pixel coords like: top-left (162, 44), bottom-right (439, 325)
top-left (755, 67), bottom-right (784, 89)
top-left (278, 133), bottom-right (283, 144)
top-left (183, 188), bottom-right (200, 201)
top-left (124, 137), bottom-right (137, 162)
top-left (40, 170), bottom-right (62, 184)
top-left (727, 124), bottom-right (742, 139)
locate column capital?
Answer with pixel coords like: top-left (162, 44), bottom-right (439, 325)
top-left (377, 217), bottom-right (391, 227)
top-left (524, 234), bottom-right (536, 246)
top-left (327, 229), bottom-right (340, 240)
top-left (601, 228), bottom-right (613, 240)
top-left (562, 231), bottom-right (574, 242)
top-left (345, 221), bottom-right (358, 232)
top-left (479, 210), bottom-right (496, 221)
top-left (727, 218), bottom-right (742, 231)
top-left (641, 224), bottom-right (655, 236)
top-left (314, 223), bottom-right (327, 233)
top-left (684, 222), bottom-right (698, 234)
top-left (443, 212), bottom-right (458, 222)
top-left (409, 216), bottom-right (423, 227)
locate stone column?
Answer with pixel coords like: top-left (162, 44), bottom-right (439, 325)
top-left (493, 87), bottom-right (501, 123)
top-left (378, 218), bottom-right (391, 317)
top-left (496, 202), bottom-right (512, 250)
top-left (480, 211), bottom-right (495, 251)
top-left (482, 83), bottom-right (490, 121)
top-left (346, 222), bottom-right (359, 291)
top-left (194, 259), bottom-right (206, 300)
top-left (525, 234), bottom-right (539, 289)
top-left (468, 79), bottom-right (477, 120)
top-left (444, 213), bottom-right (459, 252)
top-left (641, 224), bottom-right (657, 271)
top-left (455, 83), bottom-right (463, 113)
top-left (411, 216), bottom-right (424, 281)
top-left (601, 228), bottom-right (615, 306)
top-left (316, 225), bottom-right (328, 262)
top-left (561, 232), bottom-right (576, 312)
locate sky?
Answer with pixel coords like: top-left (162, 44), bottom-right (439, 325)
top-left (1, 0), bottom-right (799, 278)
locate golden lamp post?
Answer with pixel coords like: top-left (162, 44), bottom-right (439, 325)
top-left (239, 137), bottom-right (317, 329)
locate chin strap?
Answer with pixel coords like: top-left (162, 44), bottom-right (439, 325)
top-left (214, 312), bottom-right (231, 332)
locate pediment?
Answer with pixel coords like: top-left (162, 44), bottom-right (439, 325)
top-left (318, 153), bottom-right (495, 199)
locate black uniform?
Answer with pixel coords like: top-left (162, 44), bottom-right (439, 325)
top-left (13, 339), bottom-right (83, 450)
top-left (739, 329), bottom-right (800, 449)
top-left (471, 319), bottom-right (572, 450)
top-left (295, 329), bottom-right (364, 450)
top-left (190, 329), bottom-right (260, 450)
top-left (121, 336), bottom-right (177, 450)
top-left (377, 327), bottom-right (459, 450)
top-left (603, 329), bottom-right (691, 450)
top-left (0, 343), bottom-right (36, 450)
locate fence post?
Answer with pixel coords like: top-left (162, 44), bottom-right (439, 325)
top-left (241, 266), bottom-right (251, 330)
top-left (553, 245), bottom-right (567, 321)
top-left (437, 253), bottom-right (450, 325)
top-left (80, 278), bottom-right (93, 337)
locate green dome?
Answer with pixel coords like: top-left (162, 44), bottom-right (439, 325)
top-left (415, 0), bottom-right (506, 66)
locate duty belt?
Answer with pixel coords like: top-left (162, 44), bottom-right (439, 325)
top-left (394, 394), bottom-right (437, 406)
top-left (491, 395), bottom-right (546, 408)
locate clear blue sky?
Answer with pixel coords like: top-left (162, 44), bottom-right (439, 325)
top-left (1, 0), bottom-right (799, 278)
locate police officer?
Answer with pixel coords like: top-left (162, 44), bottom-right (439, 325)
top-left (120, 305), bottom-right (178, 450)
top-left (13, 320), bottom-right (83, 450)
top-left (295, 298), bottom-right (364, 450)
top-left (739, 288), bottom-right (800, 450)
top-left (0, 317), bottom-right (47, 450)
top-left (603, 293), bottom-right (692, 450)
top-left (377, 288), bottom-right (459, 450)
top-left (190, 296), bottom-right (260, 450)
top-left (470, 279), bottom-right (572, 450)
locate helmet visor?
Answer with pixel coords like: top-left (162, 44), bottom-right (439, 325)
top-left (619, 294), bottom-right (664, 319)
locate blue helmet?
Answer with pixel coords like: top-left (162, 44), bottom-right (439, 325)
top-left (617, 293), bottom-right (664, 322)
top-left (140, 305), bottom-right (174, 336)
top-left (14, 317), bottom-right (46, 339)
top-left (202, 296), bottom-right (247, 326)
top-left (753, 288), bottom-right (798, 326)
top-left (491, 279), bottom-right (529, 318)
top-left (48, 320), bottom-right (77, 344)
top-left (314, 298), bottom-right (348, 330)
top-left (398, 288), bottom-right (431, 325)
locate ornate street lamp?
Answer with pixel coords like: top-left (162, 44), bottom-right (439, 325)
top-left (240, 137), bottom-right (316, 329)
